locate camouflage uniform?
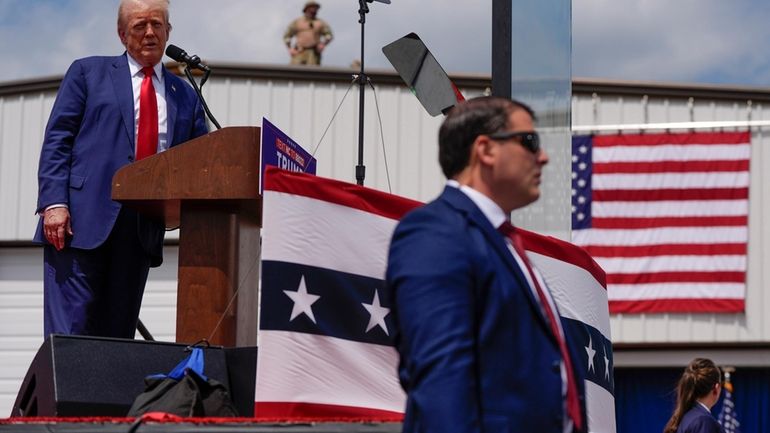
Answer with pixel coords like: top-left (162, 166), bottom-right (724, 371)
top-left (283, 2), bottom-right (333, 65)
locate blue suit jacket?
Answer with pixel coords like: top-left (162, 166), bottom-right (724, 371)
top-left (386, 186), bottom-right (587, 433)
top-left (34, 54), bottom-right (208, 263)
top-left (677, 404), bottom-right (724, 433)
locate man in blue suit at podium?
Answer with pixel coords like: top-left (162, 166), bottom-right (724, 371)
top-left (387, 96), bottom-right (587, 433)
top-left (34, 0), bottom-right (208, 339)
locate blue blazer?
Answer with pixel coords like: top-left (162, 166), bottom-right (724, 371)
top-left (34, 54), bottom-right (208, 262)
top-left (386, 186), bottom-right (587, 433)
top-left (677, 404), bottom-right (724, 433)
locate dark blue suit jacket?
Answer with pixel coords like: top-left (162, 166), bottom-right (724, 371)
top-left (386, 186), bottom-right (587, 433)
top-left (677, 404), bottom-right (724, 433)
top-left (34, 54), bottom-right (208, 263)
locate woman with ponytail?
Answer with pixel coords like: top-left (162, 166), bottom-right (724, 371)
top-left (663, 358), bottom-right (724, 433)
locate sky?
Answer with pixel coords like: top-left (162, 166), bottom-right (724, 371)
top-left (0, 0), bottom-right (768, 87)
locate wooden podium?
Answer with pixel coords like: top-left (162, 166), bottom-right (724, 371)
top-left (112, 127), bottom-right (262, 347)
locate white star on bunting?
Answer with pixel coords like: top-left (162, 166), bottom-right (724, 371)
top-left (362, 289), bottom-right (390, 335)
top-left (603, 343), bottom-right (610, 380)
top-left (585, 335), bottom-right (596, 373)
top-left (283, 276), bottom-right (320, 324)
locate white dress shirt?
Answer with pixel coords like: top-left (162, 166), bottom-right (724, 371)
top-left (126, 54), bottom-right (168, 154)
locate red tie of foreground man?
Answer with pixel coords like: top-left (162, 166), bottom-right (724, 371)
top-left (499, 221), bottom-right (584, 431)
top-left (136, 66), bottom-right (158, 161)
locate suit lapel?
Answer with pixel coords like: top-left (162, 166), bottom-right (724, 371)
top-left (163, 67), bottom-right (177, 146)
top-left (440, 186), bottom-right (554, 338)
top-left (110, 55), bottom-right (134, 151)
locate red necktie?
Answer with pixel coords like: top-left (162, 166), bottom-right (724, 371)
top-left (499, 221), bottom-right (584, 431)
top-left (136, 66), bottom-right (158, 161)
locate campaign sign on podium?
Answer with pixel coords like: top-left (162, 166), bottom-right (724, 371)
top-left (261, 118), bottom-right (317, 192)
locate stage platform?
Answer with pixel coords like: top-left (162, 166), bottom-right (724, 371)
top-left (0, 418), bottom-right (402, 433)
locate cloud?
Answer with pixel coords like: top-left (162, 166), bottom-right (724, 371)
top-left (0, 0), bottom-right (121, 81)
top-left (0, 0), bottom-right (767, 86)
top-left (172, 0), bottom-right (492, 74)
top-left (171, 0), bottom-right (292, 65)
top-left (573, 0), bottom-right (770, 85)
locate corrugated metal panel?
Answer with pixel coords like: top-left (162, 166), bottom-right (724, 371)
top-left (0, 248), bottom-right (45, 417)
top-left (198, 77), bottom-right (450, 199)
top-left (0, 76), bottom-right (450, 244)
top-left (0, 72), bottom-right (623, 244)
top-left (573, 94), bottom-right (770, 344)
top-left (2, 69), bottom-right (770, 415)
top-left (0, 246), bottom-right (177, 416)
top-left (0, 91), bottom-right (55, 242)
top-left (0, 95), bottom-right (25, 239)
top-left (0, 73), bottom-right (453, 414)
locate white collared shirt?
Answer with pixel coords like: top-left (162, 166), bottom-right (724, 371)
top-left (446, 180), bottom-right (562, 323)
top-left (697, 401), bottom-right (712, 413)
top-left (126, 54), bottom-right (168, 154)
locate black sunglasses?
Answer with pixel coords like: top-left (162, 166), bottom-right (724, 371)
top-left (486, 131), bottom-right (540, 154)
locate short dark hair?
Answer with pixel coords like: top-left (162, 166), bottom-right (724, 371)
top-left (438, 96), bottom-right (535, 179)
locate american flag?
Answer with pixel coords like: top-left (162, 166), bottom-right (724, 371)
top-left (571, 132), bottom-right (750, 314)
top-left (255, 167), bottom-right (615, 432)
top-left (718, 372), bottom-right (741, 433)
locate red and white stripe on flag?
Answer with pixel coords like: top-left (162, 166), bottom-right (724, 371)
top-left (520, 229), bottom-right (616, 433)
top-left (571, 131), bottom-right (750, 314)
top-left (257, 167), bottom-right (615, 433)
top-left (255, 167), bottom-right (417, 421)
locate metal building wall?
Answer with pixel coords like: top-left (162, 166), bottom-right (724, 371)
top-left (0, 68), bottom-right (460, 244)
top-left (0, 91), bottom-right (54, 241)
top-left (0, 87), bottom-right (55, 414)
top-left (0, 68), bottom-right (460, 416)
top-left (2, 69), bottom-right (770, 414)
top-left (198, 74), bottom-right (457, 201)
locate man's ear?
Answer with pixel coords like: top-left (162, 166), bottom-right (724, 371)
top-left (474, 135), bottom-right (496, 167)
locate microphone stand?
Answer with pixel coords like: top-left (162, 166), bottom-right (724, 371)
top-left (354, 0), bottom-right (389, 186)
top-left (355, 0), bottom-right (369, 186)
top-left (182, 66), bottom-right (221, 130)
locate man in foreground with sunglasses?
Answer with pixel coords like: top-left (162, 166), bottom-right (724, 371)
top-left (387, 96), bottom-right (587, 433)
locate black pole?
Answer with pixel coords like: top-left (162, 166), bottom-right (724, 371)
top-left (136, 319), bottom-right (155, 341)
top-left (356, 0), bottom-right (369, 186)
top-left (491, 0), bottom-right (512, 98)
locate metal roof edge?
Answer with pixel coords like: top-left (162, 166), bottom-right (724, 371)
top-left (3, 63), bottom-right (769, 101)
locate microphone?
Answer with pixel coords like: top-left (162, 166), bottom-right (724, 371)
top-left (165, 44), bottom-right (210, 72)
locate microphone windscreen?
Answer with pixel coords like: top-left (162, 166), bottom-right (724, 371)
top-left (165, 44), bottom-right (185, 61)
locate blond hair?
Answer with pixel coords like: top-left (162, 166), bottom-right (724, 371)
top-left (117, 0), bottom-right (170, 29)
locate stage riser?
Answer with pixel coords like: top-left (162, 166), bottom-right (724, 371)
top-left (11, 335), bottom-right (256, 417)
top-left (0, 423), bottom-right (402, 433)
